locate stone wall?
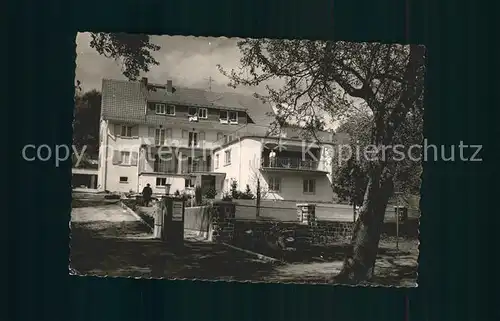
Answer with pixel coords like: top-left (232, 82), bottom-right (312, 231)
top-left (225, 204), bottom-right (419, 249)
top-left (208, 201), bottom-right (236, 243)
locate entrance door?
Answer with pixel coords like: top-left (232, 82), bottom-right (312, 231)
top-left (201, 175), bottom-right (216, 195)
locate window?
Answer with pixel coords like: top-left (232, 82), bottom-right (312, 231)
top-left (120, 151), bottom-right (131, 165)
top-left (188, 132), bottom-right (198, 147)
top-left (215, 154), bottom-right (220, 169)
top-left (156, 177), bottom-right (167, 186)
top-left (269, 177), bottom-right (281, 192)
top-left (188, 107), bottom-right (198, 116)
top-left (223, 134), bottom-right (234, 144)
top-left (219, 110), bottom-right (228, 123)
top-left (155, 128), bottom-right (166, 146)
top-left (121, 125), bottom-right (132, 137)
top-left (198, 108), bottom-right (208, 118)
top-left (224, 150), bottom-right (231, 165)
top-left (119, 176), bottom-right (128, 183)
top-left (155, 103), bottom-right (166, 114)
top-left (166, 105), bottom-right (175, 115)
top-left (228, 111), bottom-right (238, 123)
top-left (217, 132), bottom-right (224, 141)
top-left (185, 178), bottom-right (195, 188)
top-left (303, 179), bottom-right (316, 194)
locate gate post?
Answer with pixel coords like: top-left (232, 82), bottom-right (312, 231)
top-left (161, 196), bottom-right (185, 248)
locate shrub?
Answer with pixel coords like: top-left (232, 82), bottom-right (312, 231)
top-left (239, 184), bottom-right (255, 199)
top-left (230, 180), bottom-right (240, 199)
top-left (174, 189), bottom-right (181, 196)
top-left (222, 192), bottom-right (233, 201)
top-left (204, 187), bottom-right (217, 199)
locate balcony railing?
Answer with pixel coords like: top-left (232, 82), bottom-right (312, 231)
top-left (261, 157), bottom-right (322, 171)
top-left (181, 162), bottom-right (211, 173)
top-left (153, 162), bottom-right (176, 173)
top-left (140, 137), bottom-right (218, 149)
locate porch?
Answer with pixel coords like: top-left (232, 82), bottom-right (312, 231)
top-left (260, 142), bottom-right (327, 173)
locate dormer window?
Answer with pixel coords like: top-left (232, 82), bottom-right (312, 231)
top-left (155, 103), bottom-right (166, 114)
top-left (219, 111), bottom-right (228, 123)
top-left (154, 103), bottom-right (175, 116)
top-left (188, 107), bottom-right (198, 116)
top-left (228, 111), bottom-right (238, 124)
top-left (198, 108), bottom-right (208, 119)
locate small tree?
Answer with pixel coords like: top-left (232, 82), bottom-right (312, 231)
top-left (230, 180), bottom-right (240, 199)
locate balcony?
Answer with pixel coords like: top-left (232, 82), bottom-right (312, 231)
top-left (260, 157), bottom-right (327, 172)
top-left (153, 162), bottom-right (177, 174)
top-left (140, 137), bottom-right (219, 150)
top-left (181, 161), bottom-right (211, 174)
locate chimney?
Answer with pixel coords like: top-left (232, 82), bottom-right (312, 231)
top-left (166, 80), bottom-right (173, 93)
top-left (141, 77), bottom-right (148, 86)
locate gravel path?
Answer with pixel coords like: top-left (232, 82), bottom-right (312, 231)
top-left (72, 204), bottom-right (139, 223)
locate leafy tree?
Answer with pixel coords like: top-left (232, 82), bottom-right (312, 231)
top-left (333, 109), bottom-right (423, 206)
top-left (219, 40), bottom-right (425, 283)
top-left (332, 158), bottom-right (368, 207)
top-left (89, 33), bottom-right (160, 81)
top-left (73, 90), bottom-right (102, 159)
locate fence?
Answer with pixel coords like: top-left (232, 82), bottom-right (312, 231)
top-left (232, 199), bottom-right (420, 222)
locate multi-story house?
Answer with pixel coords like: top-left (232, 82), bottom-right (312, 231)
top-left (212, 126), bottom-right (338, 202)
top-left (97, 77), bottom-right (339, 202)
top-left (97, 77), bottom-right (271, 196)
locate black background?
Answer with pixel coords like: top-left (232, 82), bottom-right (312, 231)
top-left (6, 0), bottom-right (494, 320)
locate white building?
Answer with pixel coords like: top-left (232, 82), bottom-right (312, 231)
top-left (97, 77), bottom-right (339, 202)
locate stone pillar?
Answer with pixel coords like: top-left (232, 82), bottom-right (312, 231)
top-left (209, 201), bottom-right (235, 242)
top-left (297, 203), bottom-right (317, 245)
top-left (296, 203), bottom-right (316, 225)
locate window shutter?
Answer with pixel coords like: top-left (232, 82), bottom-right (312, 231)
top-left (199, 131), bottom-right (205, 145)
top-left (166, 128), bottom-right (172, 138)
top-left (182, 130), bottom-right (188, 138)
top-left (114, 124), bottom-right (121, 136)
top-left (217, 132), bottom-right (223, 140)
top-left (112, 150), bottom-right (122, 165)
top-left (148, 127), bottom-right (155, 137)
top-left (131, 126), bottom-right (139, 137)
top-left (130, 152), bottom-right (139, 166)
top-left (303, 180), bottom-right (308, 192)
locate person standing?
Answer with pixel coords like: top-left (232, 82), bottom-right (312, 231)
top-left (269, 149), bottom-right (276, 167)
top-left (142, 183), bottom-right (153, 207)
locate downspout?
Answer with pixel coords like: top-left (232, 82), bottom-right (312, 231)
top-left (103, 119), bottom-right (109, 191)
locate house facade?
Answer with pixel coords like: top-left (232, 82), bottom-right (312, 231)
top-left (97, 77), bottom-right (337, 202)
top-left (97, 78), bottom-right (271, 196)
top-left (212, 134), bottom-right (336, 202)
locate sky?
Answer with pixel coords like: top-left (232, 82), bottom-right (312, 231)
top-left (75, 32), bottom-right (337, 129)
top-left (75, 32), bottom-right (284, 96)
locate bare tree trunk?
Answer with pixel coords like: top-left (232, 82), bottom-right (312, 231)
top-left (333, 164), bottom-right (394, 284)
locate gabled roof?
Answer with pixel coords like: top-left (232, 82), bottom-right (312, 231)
top-left (101, 79), bottom-right (274, 128)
